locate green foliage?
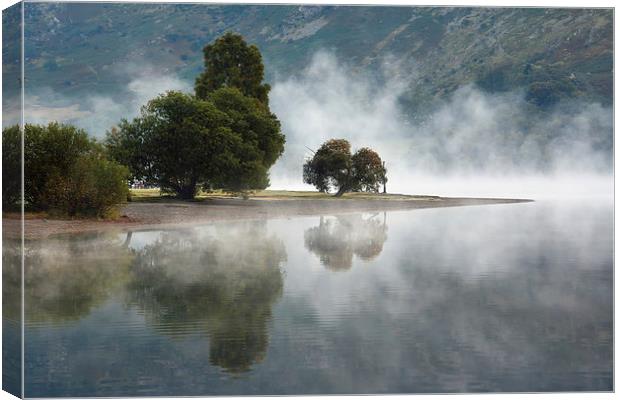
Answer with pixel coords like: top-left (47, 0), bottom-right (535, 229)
top-left (303, 139), bottom-right (352, 195)
top-left (195, 32), bottom-right (271, 104)
top-left (107, 89), bottom-right (284, 199)
top-left (43, 155), bottom-right (129, 218)
top-left (109, 33), bottom-right (284, 200)
top-left (108, 91), bottom-right (230, 199)
top-left (525, 80), bottom-right (576, 108)
top-left (23, 122), bottom-right (94, 209)
top-left (2, 123), bottom-right (129, 217)
top-left (351, 147), bottom-right (387, 193)
top-left (2, 125), bottom-right (21, 209)
top-left (208, 87), bottom-right (285, 192)
top-left (303, 139), bottom-right (387, 196)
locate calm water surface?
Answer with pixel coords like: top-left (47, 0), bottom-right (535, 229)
top-left (4, 200), bottom-right (613, 396)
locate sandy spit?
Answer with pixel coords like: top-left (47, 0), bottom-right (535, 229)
top-left (3, 196), bottom-right (532, 239)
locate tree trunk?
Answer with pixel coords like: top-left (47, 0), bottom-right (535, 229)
top-left (334, 186), bottom-right (348, 197)
top-left (177, 184), bottom-right (197, 200)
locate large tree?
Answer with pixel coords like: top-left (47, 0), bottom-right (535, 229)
top-left (106, 89), bottom-right (285, 199)
top-left (108, 33), bottom-right (284, 199)
top-left (195, 32), bottom-right (271, 105)
top-left (303, 139), bottom-right (387, 197)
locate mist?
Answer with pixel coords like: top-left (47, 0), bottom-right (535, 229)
top-left (269, 52), bottom-right (613, 199)
top-left (20, 62), bottom-right (192, 136)
top-left (14, 52), bottom-right (613, 200)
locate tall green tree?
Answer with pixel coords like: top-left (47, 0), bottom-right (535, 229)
top-left (195, 32), bottom-right (271, 105)
top-left (109, 32), bottom-right (284, 199)
top-left (106, 89), bottom-right (285, 199)
top-left (108, 91), bottom-right (230, 199)
top-left (303, 139), bottom-right (387, 197)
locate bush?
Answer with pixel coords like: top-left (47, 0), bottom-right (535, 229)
top-left (43, 156), bottom-right (129, 218)
top-left (23, 122), bottom-right (93, 208)
top-left (2, 125), bottom-right (21, 209)
top-left (2, 123), bottom-right (129, 218)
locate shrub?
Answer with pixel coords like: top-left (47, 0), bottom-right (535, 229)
top-left (2, 125), bottom-right (21, 209)
top-left (2, 123), bottom-right (129, 218)
top-left (23, 122), bottom-right (93, 209)
top-left (43, 155), bottom-right (129, 218)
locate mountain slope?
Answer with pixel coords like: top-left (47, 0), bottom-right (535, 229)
top-left (17, 3), bottom-right (612, 113)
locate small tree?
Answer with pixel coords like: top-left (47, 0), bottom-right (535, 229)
top-left (303, 139), bottom-right (387, 197)
top-left (195, 32), bottom-right (271, 105)
top-left (303, 139), bottom-right (353, 196)
top-left (351, 147), bottom-right (387, 193)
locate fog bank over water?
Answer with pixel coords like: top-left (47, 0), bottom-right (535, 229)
top-left (11, 52), bottom-right (613, 200)
top-left (269, 52), bottom-right (613, 199)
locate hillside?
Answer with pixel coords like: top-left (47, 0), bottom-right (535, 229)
top-left (13, 3), bottom-right (613, 114)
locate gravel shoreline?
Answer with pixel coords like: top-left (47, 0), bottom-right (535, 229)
top-left (3, 196), bottom-right (532, 239)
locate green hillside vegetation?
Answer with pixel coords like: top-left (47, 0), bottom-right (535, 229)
top-left (16, 4), bottom-right (613, 114)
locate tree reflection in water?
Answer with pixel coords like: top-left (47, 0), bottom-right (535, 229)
top-left (3, 233), bottom-right (133, 324)
top-left (304, 213), bottom-right (388, 271)
top-left (126, 222), bottom-right (287, 374)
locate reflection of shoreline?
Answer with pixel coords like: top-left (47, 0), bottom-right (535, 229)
top-left (4, 196), bottom-right (532, 239)
top-left (304, 213), bottom-right (388, 271)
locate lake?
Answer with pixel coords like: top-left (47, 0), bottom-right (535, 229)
top-left (3, 199), bottom-right (613, 396)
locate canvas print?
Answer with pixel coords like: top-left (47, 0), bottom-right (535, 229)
top-left (2, 1), bottom-right (613, 397)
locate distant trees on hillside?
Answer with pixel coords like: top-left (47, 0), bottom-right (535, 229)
top-left (303, 139), bottom-right (387, 197)
top-left (107, 32), bottom-right (284, 199)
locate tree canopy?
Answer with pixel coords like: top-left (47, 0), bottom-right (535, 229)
top-left (195, 32), bottom-right (271, 105)
top-left (303, 139), bottom-right (387, 196)
top-left (351, 147), bottom-right (387, 193)
top-left (106, 89), bottom-right (285, 198)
